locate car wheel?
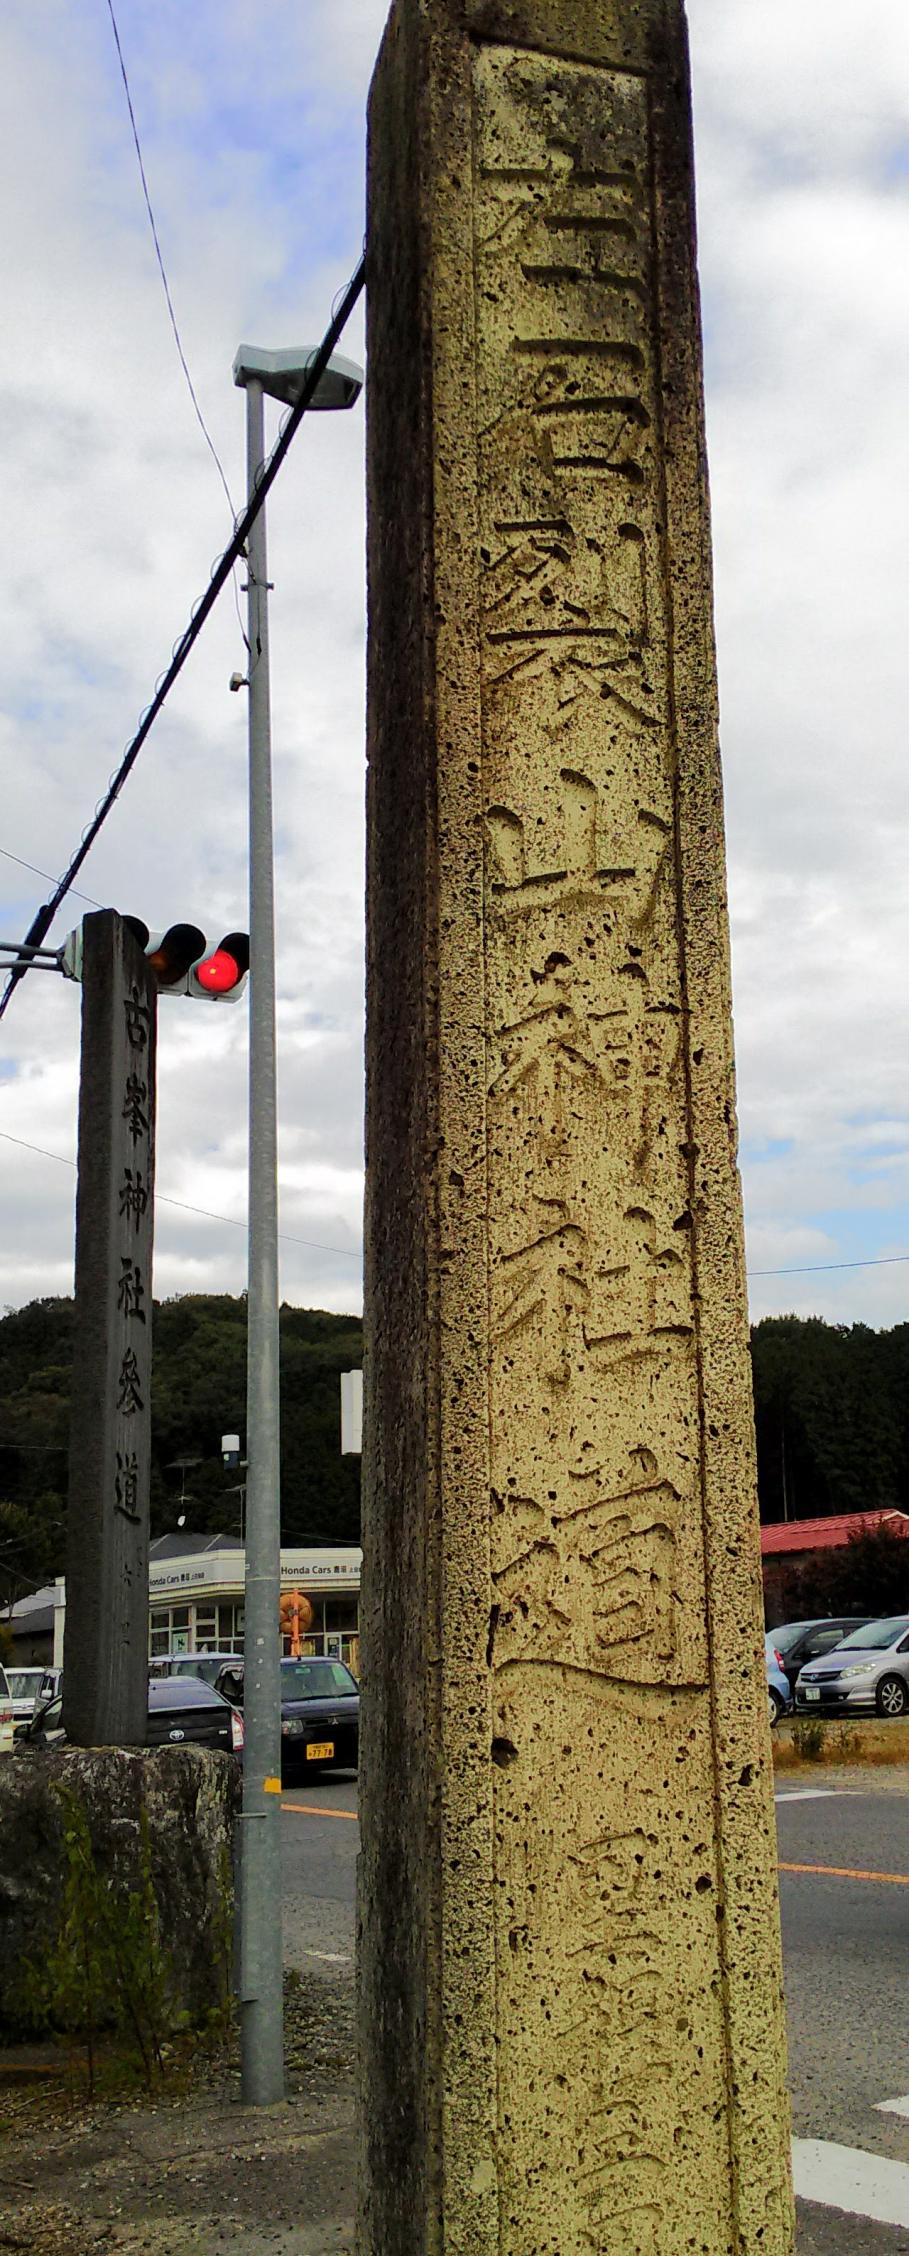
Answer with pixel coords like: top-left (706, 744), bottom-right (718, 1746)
top-left (876, 1674), bottom-right (908, 1719)
top-left (768, 1687), bottom-right (784, 1729)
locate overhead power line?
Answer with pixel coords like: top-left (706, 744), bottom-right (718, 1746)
top-left (0, 846), bottom-right (103, 910)
top-left (1, 1125), bottom-right (907, 1286)
top-left (749, 1252), bottom-right (909, 1278)
top-left (0, 1128), bottom-right (361, 1261)
top-left (104, 0), bottom-right (236, 521)
top-left (103, 0), bottom-right (247, 653)
top-left (0, 249), bottom-right (366, 1022)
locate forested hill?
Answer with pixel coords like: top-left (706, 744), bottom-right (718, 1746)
top-left (751, 1313), bottom-right (909, 1525)
top-left (0, 1295), bottom-right (363, 1599)
top-left (3, 1299), bottom-right (909, 1599)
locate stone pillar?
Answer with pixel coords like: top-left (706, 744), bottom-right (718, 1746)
top-left (360, 5), bottom-right (794, 2253)
top-left (64, 911), bottom-right (156, 1748)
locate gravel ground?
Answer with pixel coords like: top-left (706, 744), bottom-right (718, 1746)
top-left (0, 1973), bottom-right (356, 2256)
top-left (776, 1760), bottom-right (909, 1793)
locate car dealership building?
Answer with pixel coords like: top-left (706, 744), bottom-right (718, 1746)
top-left (6, 1530), bottom-right (362, 1673)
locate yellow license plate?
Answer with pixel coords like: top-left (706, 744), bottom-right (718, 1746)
top-left (306, 1741), bottom-right (334, 1760)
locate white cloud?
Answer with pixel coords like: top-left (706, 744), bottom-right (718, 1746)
top-left (1, 0), bottom-right (908, 1334)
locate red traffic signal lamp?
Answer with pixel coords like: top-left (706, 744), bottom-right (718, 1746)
top-left (62, 917), bottom-right (249, 1002)
top-left (130, 920), bottom-right (250, 1001)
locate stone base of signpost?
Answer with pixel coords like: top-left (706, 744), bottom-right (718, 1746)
top-left (0, 1748), bottom-right (237, 2039)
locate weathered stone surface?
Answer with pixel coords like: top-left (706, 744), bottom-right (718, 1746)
top-left (0, 1748), bottom-right (238, 2035)
top-left (65, 909), bottom-right (157, 1749)
top-left (361, 3), bottom-right (793, 2252)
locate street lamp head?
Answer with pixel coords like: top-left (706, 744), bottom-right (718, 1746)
top-left (232, 344), bottom-right (363, 411)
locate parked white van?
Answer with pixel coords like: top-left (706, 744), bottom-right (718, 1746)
top-left (0, 1666), bottom-right (14, 1754)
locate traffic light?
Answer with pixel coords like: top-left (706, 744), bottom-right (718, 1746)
top-left (62, 917), bottom-right (250, 1002)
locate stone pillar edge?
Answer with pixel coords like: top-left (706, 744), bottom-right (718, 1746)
top-left (646, 18), bottom-right (796, 2247)
top-left (361, 3), bottom-right (499, 2247)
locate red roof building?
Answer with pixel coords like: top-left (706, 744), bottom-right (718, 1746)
top-left (761, 1510), bottom-right (909, 1560)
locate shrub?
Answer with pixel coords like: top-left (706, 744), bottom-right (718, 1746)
top-left (790, 1717), bottom-right (825, 1763)
top-left (19, 1786), bottom-right (190, 2094)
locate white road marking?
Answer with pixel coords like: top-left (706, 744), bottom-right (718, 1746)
top-left (792, 2139), bottom-right (909, 2225)
top-left (875, 2094), bottom-right (909, 2120)
top-left (774, 1789), bottom-right (849, 1803)
top-left (303, 1948), bottom-right (351, 1965)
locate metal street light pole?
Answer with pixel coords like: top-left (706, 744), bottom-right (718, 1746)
top-left (238, 369), bottom-right (284, 2106)
top-left (232, 343), bottom-right (363, 2106)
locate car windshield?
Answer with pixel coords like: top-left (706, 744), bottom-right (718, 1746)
top-left (281, 1660), bottom-right (357, 1699)
top-left (836, 1617), bottom-right (909, 1651)
top-left (770, 1622), bottom-right (820, 1655)
top-left (7, 1670), bottom-right (41, 1699)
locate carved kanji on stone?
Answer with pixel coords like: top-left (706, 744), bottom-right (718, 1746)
top-left (114, 1449), bottom-right (141, 1524)
top-left (116, 1346), bottom-right (144, 1416)
top-left (124, 984), bottom-right (151, 1051)
top-left (119, 1168), bottom-right (149, 1230)
top-left (65, 909), bottom-right (156, 1752)
top-left (117, 1257), bottom-right (146, 1323)
top-left (361, 10), bottom-right (794, 2252)
top-left (122, 1074), bottom-right (149, 1144)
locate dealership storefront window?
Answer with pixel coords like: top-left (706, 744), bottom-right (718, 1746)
top-left (149, 1601), bottom-right (245, 1658)
top-left (149, 1598), bottom-right (359, 1667)
top-left (7, 1542), bottom-right (362, 1674)
top-left (292, 1595), bottom-right (359, 1667)
top-left (146, 1544), bottom-right (362, 1670)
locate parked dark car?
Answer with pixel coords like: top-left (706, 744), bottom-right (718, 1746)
top-left (212, 1655), bottom-right (359, 1781)
top-left (15, 1676), bottom-right (244, 1755)
top-left (149, 1651), bottom-right (241, 1687)
top-left (765, 1617), bottom-right (872, 1699)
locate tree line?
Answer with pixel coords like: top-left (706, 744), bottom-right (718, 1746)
top-left (751, 1314), bottom-right (909, 1526)
top-left (0, 1294), bottom-right (362, 1607)
top-left (3, 1299), bottom-right (909, 1612)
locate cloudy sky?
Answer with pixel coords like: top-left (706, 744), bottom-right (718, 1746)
top-left (1, 0), bottom-right (907, 1332)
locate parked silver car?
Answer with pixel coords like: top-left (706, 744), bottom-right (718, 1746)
top-left (795, 1614), bottom-right (909, 1718)
top-left (765, 1616), bottom-right (871, 1700)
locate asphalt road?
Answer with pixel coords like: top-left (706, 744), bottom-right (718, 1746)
top-left (281, 1772), bottom-right (358, 1973)
top-left (778, 1776), bottom-right (909, 2254)
top-left (280, 1771), bottom-right (909, 2252)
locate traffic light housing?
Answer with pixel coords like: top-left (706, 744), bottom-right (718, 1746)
top-left (62, 917), bottom-right (249, 1002)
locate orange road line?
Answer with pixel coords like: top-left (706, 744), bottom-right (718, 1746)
top-left (280, 1799), bottom-right (358, 1821)
top-left (779, 1859), bottom-right (909, 1887)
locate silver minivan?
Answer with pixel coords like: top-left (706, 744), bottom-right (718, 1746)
top-left (796, 1614), bottom-right (909, 1717)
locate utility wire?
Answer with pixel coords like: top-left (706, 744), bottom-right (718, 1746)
top-left (0, 846), bottom-right (102, 911)
top-left (1, 1126), bottom-right (907, 1285)
top-left (4, 838), bottom-right (905, 1285)
top-left (104, 0), bottom-right (235, 521)
top-left (103, 0), bottom-right (248, 652)
top-left (0, 1440), bottom-right (68, 1452)
top-left (0, 1128), bottom-right (361, 1261)
top-left (749, 1252), bottom-right (909, 1278)
top-left (0, 249), bottom-right (366, 1022)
